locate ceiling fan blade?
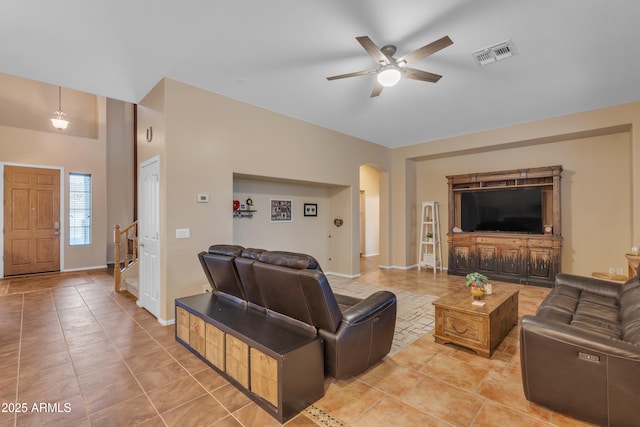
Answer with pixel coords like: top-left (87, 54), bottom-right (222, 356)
top-left (398, 36), bottom-right (453, 65)
top-left (326, 69), bottom-right (377, 80)
top-left (356, 36), bottom-right (390, 64)
top-left (403, 67), bottom-right (442, 83)
top-left (370, 82), bottom-right (384, 97)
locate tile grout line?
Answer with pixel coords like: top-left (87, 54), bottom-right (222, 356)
top-left (100, 283), bottom-right (249, 425)
top-left (353, 369), bottom-right (458, 427)
top-left (104, 287), bottom-right (248, 424)
top-left (11, 293), bottom-right (25, 427)
top-left (51, 285), bottom-right (93, 426)
top-left (79, 282), bottom-right (170, 426)
top-left (5, 268), bottom-right (567, 426)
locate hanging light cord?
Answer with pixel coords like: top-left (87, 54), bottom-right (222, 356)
top-left (51, 86), bottom-right (69, 130)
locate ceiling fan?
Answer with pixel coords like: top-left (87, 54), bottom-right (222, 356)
top-left (327, 35), bottom-right (453, 97)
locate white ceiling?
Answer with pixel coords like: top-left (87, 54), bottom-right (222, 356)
top-left (2, 0), bottom-right (640, 148)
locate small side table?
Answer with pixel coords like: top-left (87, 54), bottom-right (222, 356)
top-left (433, 285), bottom-right (519, 358)
top-left (626, 253), bottom-right (640, 278)
top-left (591, 272), bottom-right (628, 283)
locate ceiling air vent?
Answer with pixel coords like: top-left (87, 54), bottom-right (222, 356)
top-left (471, 39), bottom-right (516, 66)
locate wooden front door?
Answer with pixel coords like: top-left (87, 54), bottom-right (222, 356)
top-left (4, 166), bottom-right (61, 276)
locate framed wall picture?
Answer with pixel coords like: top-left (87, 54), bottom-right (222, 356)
top-left (270, 199), bottom-right (292, 222)
top-left (304, 203), bottom-right (317, 217)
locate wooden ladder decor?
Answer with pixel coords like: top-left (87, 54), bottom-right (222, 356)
top-left (418, 201), bottom-right (443, 275)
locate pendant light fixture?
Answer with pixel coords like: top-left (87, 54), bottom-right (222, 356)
top-left (50, 86), bottom-right (69, 131)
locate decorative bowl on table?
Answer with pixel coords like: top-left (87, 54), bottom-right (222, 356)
top-left (470, 284), bottom-right (484, 300)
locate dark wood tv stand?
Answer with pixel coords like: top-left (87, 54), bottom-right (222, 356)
top-left (447, 166), bottom-right (562, 287)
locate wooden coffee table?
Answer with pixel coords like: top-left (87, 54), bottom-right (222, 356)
top-left (433, 285), bottom-right (519, 358)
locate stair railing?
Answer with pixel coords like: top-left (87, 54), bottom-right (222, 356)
top-left (114, 221), bottom-right (138, 292)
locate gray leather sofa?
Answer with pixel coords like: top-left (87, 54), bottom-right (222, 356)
top-left (520, 272), bottom-right (640, 426)
top-left (198, 244), bottom-right (397, 379)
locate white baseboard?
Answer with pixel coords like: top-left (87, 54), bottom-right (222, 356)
top-left (158, 318), bottom-right (174, 326)
top-left (323, 265), bottom-right (449, 276)
top-left (377, 264), bottom-right (417, 270)
top-left (325, 271), bottom-right (361, 279)
top-left (63, 265), bottom-right (108, 272)
top-left (135, 299), bottom-right (174, 326)
top-left (377, 264), bottom-right (448, 271)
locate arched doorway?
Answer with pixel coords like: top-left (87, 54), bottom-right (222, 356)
top-left (359, 163), bottom-right (389, 273)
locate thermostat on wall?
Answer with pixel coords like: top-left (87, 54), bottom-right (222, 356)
top-left (197, 194), bottom-right (209, 203)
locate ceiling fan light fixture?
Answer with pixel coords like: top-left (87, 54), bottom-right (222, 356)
top-left (377, 67), bottom-right (402, 87)
top-left (326, 35), bottom-right (452, 97)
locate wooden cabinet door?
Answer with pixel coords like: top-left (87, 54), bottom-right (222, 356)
top-left (250, 348), bottom-right (278, 407)
top-left (225, 335), bottom-right (249, 388)
top-left (4, 166), bottom-right (60, 275)
top-left (189, 314), bottom-right (206, 355)
top-left (205, 323), bottom-right (225, 370)
top-left (477, 245), bottom-right (497, 273)
top-left (176, 307), bottom-right (190, 342)
top-left (527, 248), bottom-right (553, 281)
top-left (497, 247), bottom-right (523, 277)
top-left (450, 243), bottom-right (475, 273)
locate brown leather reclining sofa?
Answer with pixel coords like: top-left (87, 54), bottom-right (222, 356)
top-left (198, 244), bottom-right (397, 379)
top-left (520, 272), bottom-right (640, 426)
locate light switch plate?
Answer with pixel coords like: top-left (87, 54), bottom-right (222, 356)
top-left (176, 228), bottom-right (190, 239)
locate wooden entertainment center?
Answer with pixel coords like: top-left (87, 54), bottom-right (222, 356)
top-left (447, 165), bottom-right (562, 287)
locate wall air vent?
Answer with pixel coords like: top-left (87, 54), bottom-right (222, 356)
top-left (471, 39), bottom-right (516, 66)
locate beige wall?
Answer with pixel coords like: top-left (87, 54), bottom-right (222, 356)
top-left (233, 178), bottom-right (331, 266)
top-left (0, 73), bottom-right (98, 139)
top-left (138, 78), bottom-right (391, 320)
top-left (136, 80), bottom-right (168, 319)
top-left (392, 102), bottom-right (640, 276)
top-left (414, 132), bottom-right (631, 276)
top-left (8, 69), bottom-right (632, 321)
top-left (0, 75), bottom-right (108, 273)
top-left (360, 164), bottom-right (380, 257)
top-left (106, 99), bottom-right (135, 263)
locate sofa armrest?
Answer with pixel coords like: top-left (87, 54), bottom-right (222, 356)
top-left (520, 314), bottom-right (640, 426)
top-left (341, 291), bottom-right (397, 325)
top-left (334, 293), bottom-right (362, 308)
top-left (555, 273), bottom-right (621, 299)
top-left (521, 315), bottom-right (640, 360)
top-left (321, 290), bottom-right (397, 378)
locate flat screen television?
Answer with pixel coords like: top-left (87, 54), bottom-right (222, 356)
top-left (460, 187), bottom-right (543, 234)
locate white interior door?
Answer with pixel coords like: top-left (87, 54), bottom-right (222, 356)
top-left (139, 156), bottom-right (160, 319)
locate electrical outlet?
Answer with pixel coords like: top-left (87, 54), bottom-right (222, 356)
top-left (616, 268), bottom-right (624, 276)
top-left (608, 267), bottom-right (615, 275)
top-left (203, 284), bottom-right (212, 293)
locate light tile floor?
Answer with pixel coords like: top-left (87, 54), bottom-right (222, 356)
top-left (0, 259), bottom-right (596, 426)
